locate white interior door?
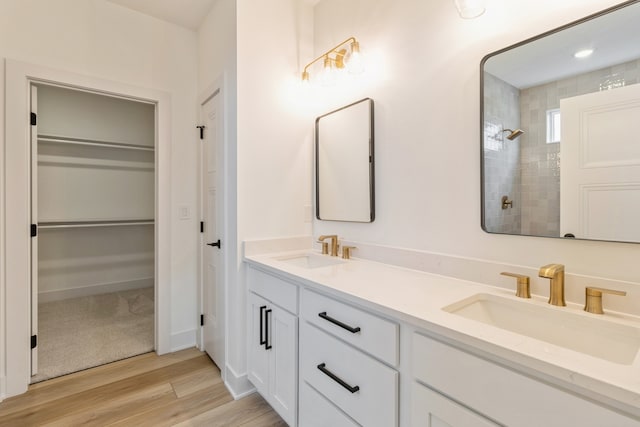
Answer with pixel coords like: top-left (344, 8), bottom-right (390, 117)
top-left (560, 84), bottom-right (640, 241)
top-left (30, 85), bottom-right (38, 376)
top-left (201, 91), bottom-right (224, 369)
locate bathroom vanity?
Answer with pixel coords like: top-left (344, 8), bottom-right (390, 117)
top-left (245, 241), bottom-right (640, 427)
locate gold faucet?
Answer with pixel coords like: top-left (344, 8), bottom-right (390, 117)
top-left (318, 235), bottom-right (339, 257)
top-left (538, 264), bottom-right (566, 306)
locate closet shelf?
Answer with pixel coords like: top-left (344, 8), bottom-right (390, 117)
top-left (38, 220), bottom-right (154, 229)
top-left (38, 135), bottom-right (155, 152)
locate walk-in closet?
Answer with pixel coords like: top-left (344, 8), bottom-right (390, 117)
top-left (31, 83), bottom-right (156, 382)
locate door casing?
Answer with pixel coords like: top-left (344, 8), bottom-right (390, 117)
top-left (2, 59), bottom-right (172, 399)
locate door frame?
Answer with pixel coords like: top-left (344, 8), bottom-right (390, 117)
top-left (2, 59), bottom-right (172, 399)
top-left (197, 77), bottom-right (226, 376)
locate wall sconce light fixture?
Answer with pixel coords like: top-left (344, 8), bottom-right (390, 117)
top-left (301, 37), bottom-right (364, 84)
top-left (453, 0), bottom-right (486, 19)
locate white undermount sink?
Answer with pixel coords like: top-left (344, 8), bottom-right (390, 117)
top-left (443, 293), bottom-right (640, 365)
top-left (275, 253), bottom-right (346, 269)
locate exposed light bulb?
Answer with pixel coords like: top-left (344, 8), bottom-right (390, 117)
top-left (347, 41), bottom-right (365, 74)
top-left (319, 56), bottom-right (337, 86)
top-left (453, 0), bottom-right (486, 19)
top-left (574, 49), bottom-right (594, 59)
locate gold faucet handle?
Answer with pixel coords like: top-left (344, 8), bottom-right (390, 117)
top-left (342, 246), bottom-right (357, 260)
top-left (584, 287), bottom-right (627, 314)
top-left (317, 240), bottom-right (329, 255)
top-left (500, 272), bottom-right (531, 299)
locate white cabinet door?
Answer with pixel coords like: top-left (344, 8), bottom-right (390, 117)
top-left (247, 291), bottom-right (297, 426)
top-left (411, 382), bottom-right (499, 427)
top-left (247, 293), bottom-right (269, 397)
top-left (269, 305), bottom-right (297, 426)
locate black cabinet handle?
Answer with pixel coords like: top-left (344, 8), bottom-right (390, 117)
top-left (207, 239), bottom-right (221, 248)
top-left (259, 306), bottom-right (267, 346)
top-left (265, 309), bottom-right (272, 350)
top-left (317, 363), bottom-right (360, 393)
top-left (318, 312), bottom-right (361, 334)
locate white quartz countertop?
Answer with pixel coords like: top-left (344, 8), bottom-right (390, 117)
top-left (244, 249), bottom-right (640, 417)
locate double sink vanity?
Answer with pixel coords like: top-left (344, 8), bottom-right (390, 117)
top-left (245, 2), bottom-right (640, 425)
top-left (244, 236), bottom-right (640, 427)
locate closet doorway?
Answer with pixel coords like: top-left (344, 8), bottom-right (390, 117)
top-left (30, 83), bottom-right (156, 382)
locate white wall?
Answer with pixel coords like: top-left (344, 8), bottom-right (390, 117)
top-left (197, 0), bottom-right (241, 391)
top-left (234, 0), bottom-right (314, 394)
top-left (312, 0), bottom-right (640, 284)
top-left (0, 0), bottom-right (199, 353)
top-left (197, 0), bottom-right (315, 397)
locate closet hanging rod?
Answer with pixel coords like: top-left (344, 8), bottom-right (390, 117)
top-left (38, 220), bottom-right (155, 229)
top-left (38, 135), bottom-right (155, 152)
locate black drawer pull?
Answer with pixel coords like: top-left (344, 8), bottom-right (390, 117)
top-left (259, 306), bottom-right (267, 346)
top-left (318, 312), bottom-right (361, 333)
top-left (317, 363), bottom-right (360, 393)
top-left (265, 309), bottom-right (272, 350)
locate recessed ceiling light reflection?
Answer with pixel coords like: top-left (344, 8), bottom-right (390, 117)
top-left (574, 49), bottom-right (594, 59)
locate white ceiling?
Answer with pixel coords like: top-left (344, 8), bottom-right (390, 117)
top-left (484, 2), bottom-right (640, 89)
top-left (108, 0), bottom-right (218, 30)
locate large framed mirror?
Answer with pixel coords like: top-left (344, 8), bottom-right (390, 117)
top-left (316, 98), bottom-right (375, 222)
top-left (481, 0), bottom-right (640, 243)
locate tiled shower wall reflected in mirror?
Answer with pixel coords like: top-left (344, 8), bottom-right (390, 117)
top-left (483, 72), bottom-right (521, 234)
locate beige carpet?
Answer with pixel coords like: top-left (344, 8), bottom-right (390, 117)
top-left (32, 287), bottom-right (154, 383)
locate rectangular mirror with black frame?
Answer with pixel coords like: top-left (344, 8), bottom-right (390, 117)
top-left (316, 98), bottom-right (375, 223)
top-left (481, 0), bottom-right (640, 243)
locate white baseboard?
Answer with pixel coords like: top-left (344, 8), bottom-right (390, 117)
top-left (171, 328), bottom-right (197, 352)
top-left (38, 278), bottom-right (154, 303)
top-left (224, 364), bottom-right (255, 400)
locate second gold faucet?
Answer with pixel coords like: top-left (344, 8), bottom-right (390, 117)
top-left (539, 263), bottom-right (566, 306)
top-left (318, 235), bottom-right (340, 257)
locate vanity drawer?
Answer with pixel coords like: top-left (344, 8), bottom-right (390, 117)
top-left (299, 381), bottom-right (359, 427)
top-left (300, 321), bottom-right (398, 427)
top-left (412, 332), bottom-right (639, 427)
top-left (247, 266), bottom-right (298, 314)
top-left (301, 288), bottom-right (399, 366)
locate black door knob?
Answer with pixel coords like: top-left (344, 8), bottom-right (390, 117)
top-left (207, 239), bottom-right (221, 248)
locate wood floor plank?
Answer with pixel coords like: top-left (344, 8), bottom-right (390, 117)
top-left (108, 382), bottom-right (233, 427)
top-left (0, 348), bottom-right (202, 417)
top-left (0, 348), bottom-right (285, 427)
top-left (41, 382), bottom-right (176, 427)
top-left (239, 410), bottom-right (288, 427)
top-left (171, 365), bottom-right (224, 398)
top-left (172, 392), bottom-right (273, 427)
top-left (0, 355), bottom-right (213, 425)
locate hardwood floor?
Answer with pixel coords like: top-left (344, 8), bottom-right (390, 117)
top-left (0, 348), bottom-right (287, 427)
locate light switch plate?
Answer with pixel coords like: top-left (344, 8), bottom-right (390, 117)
top-left (179, 205), bottom-right (190, 220)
